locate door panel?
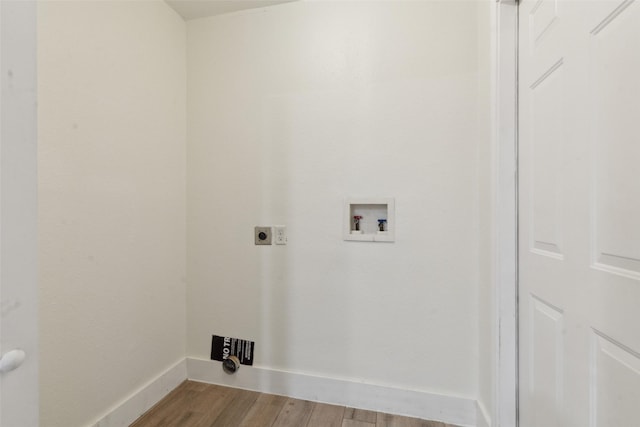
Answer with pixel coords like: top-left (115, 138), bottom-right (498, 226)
top-left (529, 58), bottom-right (565, 259)
top-left (519, 1), bottom-right (640, 426)
top-left (590, 1), bottom-right (640, 279)
top-left (591, 331), bottom-right (640, 426)
top-left (528, 295), bottom-right (564, 427)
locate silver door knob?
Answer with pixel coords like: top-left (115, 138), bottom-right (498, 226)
top-left (0, 349), bottom-right (25, 373)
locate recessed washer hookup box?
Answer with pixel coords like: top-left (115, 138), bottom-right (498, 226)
top-left (211, 335), bottom-right (255, 366)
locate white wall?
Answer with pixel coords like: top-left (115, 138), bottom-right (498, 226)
top-left (187, 0), bottom-right (489, 401)
top-left (37, 1), bottom-right (187, 426)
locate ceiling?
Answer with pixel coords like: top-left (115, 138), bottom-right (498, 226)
top-left (165, 0), bottom-right (298, 21)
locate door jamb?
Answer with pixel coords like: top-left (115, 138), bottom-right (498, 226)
top-left (0, 1), bottom-right (39, 425)
top-left (494, 1), bottom-right (519, 426)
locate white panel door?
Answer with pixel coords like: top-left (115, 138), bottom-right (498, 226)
top-left (519, 1), bottom-right (640, 426)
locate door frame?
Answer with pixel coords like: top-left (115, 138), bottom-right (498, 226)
top-left (0, 1), bottom-right (39, 425)
top-left (494, 0), bottom-right (519, 426)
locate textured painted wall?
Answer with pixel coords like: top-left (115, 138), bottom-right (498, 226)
top-left (38, 1), bottom-right (187, 426)
top-left (187, 0), bottom-right (488, 399)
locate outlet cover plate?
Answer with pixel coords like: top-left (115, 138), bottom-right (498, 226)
top-left (273, 226), bottom-right (287, 245)
top-left (254, 226), bottom-right (272, 245)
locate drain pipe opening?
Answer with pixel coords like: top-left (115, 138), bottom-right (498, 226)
top-left (222, 355), bottom-right (240, 374)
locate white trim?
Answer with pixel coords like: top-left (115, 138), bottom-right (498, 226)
top-left (0, 1), bottom-right (39, 425)
top-left (476, 399), bottom-right (492, 427)
top-left (90, 359), bottom-right (187, 427)
top-left (187, 357), bottom-right (477, 427)
top-left (494, 1), bottom-right (519, 427)
top-left (0, 3), bottom-right (3, 423)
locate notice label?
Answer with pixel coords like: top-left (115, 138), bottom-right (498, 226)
top-left (211, 335), bottom-right (255, 366)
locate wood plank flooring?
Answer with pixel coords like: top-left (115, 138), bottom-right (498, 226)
top-left (131, 381), bottom-right (458, 427)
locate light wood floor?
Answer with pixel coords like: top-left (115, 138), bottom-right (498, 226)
top-left (131, 380), bottom-right (458, 427)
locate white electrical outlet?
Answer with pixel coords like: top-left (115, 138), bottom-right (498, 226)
top-left (273, 226), bottom-right (287, 245)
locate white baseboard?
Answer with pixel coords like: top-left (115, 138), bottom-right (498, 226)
top-left (90, 359), bottom-right (187, 427)
top-left (476, 400), bottom-right (492, 427)
top-left (186, 357), bottom-right (476, 427)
